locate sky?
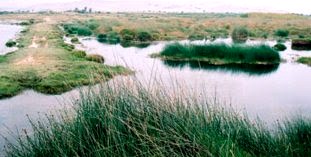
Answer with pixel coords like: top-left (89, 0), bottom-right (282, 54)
top-left (0, 0), bottom-right (310, 14)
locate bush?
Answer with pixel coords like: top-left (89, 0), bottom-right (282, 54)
top-left (72, 50), bottom-right (87, 58)
top-left (273, 43), bottom-right (287, 51)
top-left (86, 54), bottom-right (105, 63)
top-left (97, 32), bottom-right (121, 44)
top-left (297, 57), bottom-right (311, 66)
top-left (107, 31), bottom-right (121, 42)
top-left (275, 29), bottom-right (289, 37)
top-left (232, 27), bottom-right (249, 43)
top-left (137, 31), bottom-right (152, 41)
top-left (61, 43), bottom-right (75, 51)
top-left (71, 37), bottom-right (79, 43)
top-left (120, 29), bottom-right (136, 41)
top-left (160, 43), bottom-right (280, 64)
top-left (97, 34), bottom-right (107, 39)
top-left (86, 20), bottom-right (99, 30)
top-left (5, 40), bottom-right (16, 47)
top-left (63, 24), bottom-right (92, 36)
top-left (77, 27), bottom-right (92, 36)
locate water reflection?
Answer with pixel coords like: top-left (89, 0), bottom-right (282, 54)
top-left (97, 38), bottom-right (151, 48)
top-left (120, 41), bottom-right (151, 48)
top-left (163, 60), bottom-right (280, 76)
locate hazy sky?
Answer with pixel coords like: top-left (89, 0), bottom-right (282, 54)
top-left (0, 0), bottom-right (310, 14)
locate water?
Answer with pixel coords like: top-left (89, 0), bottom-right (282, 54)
top-left (0, 24), bottom-right (22, 55)
top-left (0, 38), bottom-right (310, 153)
top-left (77, 38), bottom-right (311, 124)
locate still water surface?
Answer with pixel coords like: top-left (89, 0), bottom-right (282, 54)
top-left (0, 38), bottom-right (310, 151)
top-left (0, 24), bottom-right (22, 55)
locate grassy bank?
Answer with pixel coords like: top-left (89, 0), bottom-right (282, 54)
top-left (4, 81), bottom-right (311, 157)
top-left (55, 12), bottom-right (311, 43)
top-left (154, 43), bottom-right (280, 64)
top-left (0, 17), bottom-right (129, 99)
top-left (297, 57), bottom-right (311, 66)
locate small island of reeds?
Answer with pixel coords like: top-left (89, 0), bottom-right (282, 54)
top-left (153, 43), bottom-right (281, 65)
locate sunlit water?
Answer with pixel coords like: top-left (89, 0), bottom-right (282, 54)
top-left (0, 38), bottom-right (310, 153)
top-left (0, 24), bottom-right (22, 55)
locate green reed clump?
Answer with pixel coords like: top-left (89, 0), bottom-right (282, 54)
top-left (297, 57), bottom-right (311, 66)
top-left (160, 43), bottom-right (280, 64)
top-left (273, 43), bottom-right (287, 51)
top-left (4, 80), bottom-right (311, 157)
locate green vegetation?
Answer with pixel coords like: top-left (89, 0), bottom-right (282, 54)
top-left (97, 32), bottom-right (121, 44)
top-left (5, 40), bottom-right (17, 47)
top-left (188, 34), bottom-right (206, 41)
top-left (231, 27), bottom-right (249, 43)
top-left (63, 23), bottom-right (93, 36)
top-left (86, 54), bottom-right (105, 63)
top-left (297, 57), bottom-right (311, 66)
top-left (156, 43), bottom-right (280, 64)
top-left (137, 31), bottom-right (153, 42)
top-left (120, 29), bottom-right (136, 41)
top-left (0, 18), bottom-right (129, 99)
top-left (274, 29), bottom-right (289, 37)
top-left (5, 82), bottom-right (311, 156)
top-left (72, 50), bottom-right (87, 58)
top-left (292, 38), bottom-right (311, 50)
top-left (71, 37), bottom-right (79, 43)
top-left (273, 43), bottom-right (287, 51)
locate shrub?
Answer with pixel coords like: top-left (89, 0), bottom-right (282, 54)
top-left (77, 27), bottom-right (92, 36)
top-left (71, 37), bottom-right (79, 43)
top-left (273, 43), bottom-right (287, 51)
top-left (232, 27), bottom-right (249, 43)
top-left (297, 57), bottom-right (311, 66)
top-left (275, 29), bottom-right (289, 37)
top-left (61, 43), bottom-right (75, 51)
top-left (86, 54), bottom-right (105, 63)
top-left (97, 34), bottom-right (107, 39)
top-left (5, 40), bottom-right (16, 47)
top-left (63, 24), bottom-right (92, 36)
top-left (292, 38), bottom-right (311, 50)
top-left (107, 31), bottom-right (121, 42)
top-left (160, 43), bottom-right (280, 64)
top-left (120, 29), bottom-right (136, 41)
top-left (72, 50), bottom-right (87, 58)
top-left (86, 20), bottom-right (99, 30)
top-left (137, 31), bottom-right (152, 41)
top-left (97, 32), bottom-right (121, 44)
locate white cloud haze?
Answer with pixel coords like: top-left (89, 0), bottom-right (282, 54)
top-left (0, 0), bottom-right (310, 14)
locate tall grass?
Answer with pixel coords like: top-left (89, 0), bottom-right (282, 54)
top-left (4, 80), bottom-right (311, 157)
top-left (160, 43), bottom-right (280, 64)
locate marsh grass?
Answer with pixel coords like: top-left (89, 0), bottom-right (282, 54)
top-left (297, 57), bottom-right (311, 66)
top-left (159, 43), bottom-right (280, 64)
top-left (5, 40), bottom-right (17, 47)
top-left (273, 43), bottom-right (287, 51)
top-left (4, 79), bottom-right (311, 157)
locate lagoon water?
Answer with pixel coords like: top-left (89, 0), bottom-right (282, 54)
top-left (78, 39), bottom-right (311, 123)
top-left (0, 38), bottom-right (311, 152)
top-left (0, 24), bottom-right (22, 55)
